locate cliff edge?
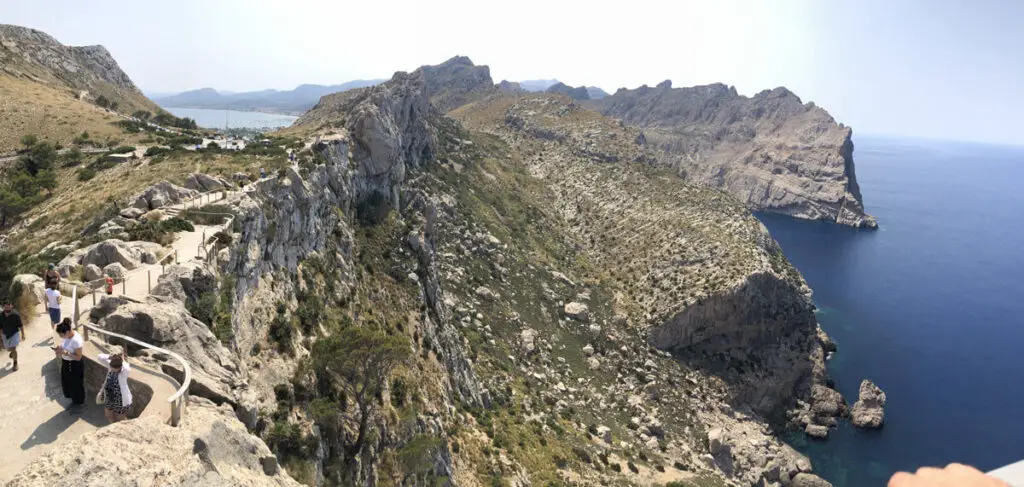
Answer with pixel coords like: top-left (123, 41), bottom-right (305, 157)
top-left (588, 82), bottom-right (877, 228)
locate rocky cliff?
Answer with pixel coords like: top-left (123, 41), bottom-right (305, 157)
top-left (0, 24), bottom-right (158, 113)
top-left (6, 54), bottom-right (854, 486)
top-left (587, 81), bottom-right (876, 228)
top-left (545, 82), bottom-right (591, 100)
top-left (418, 56), bottom-right (495, 113)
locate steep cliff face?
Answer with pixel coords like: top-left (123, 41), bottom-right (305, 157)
top-left (418, 56), bottom-right (495, 112)
top-left (0, 24), bottom-right (158, 112)
top-left (228, 72), bottom-right (482, 484)
top-left (588, 81), bottom-right (876, 228)
top-left (494, 95), bottom-right (839, 422)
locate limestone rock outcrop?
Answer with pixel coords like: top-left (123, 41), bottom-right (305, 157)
top-left (8, 398), bottom-right (301, 486)
top-left (132, 181), bottom-right (197, 210)
top-left (59, 239), bottom-right (162, 273)
top-left (95, 297), bottom-right (240, 405)
top-left (587, 82), bottom-right (877, 228)
top-left (418, 55), bottom-right (495, 112)
top-left (850, 379), bottom-right (886, 428)
top-left (184, 173), bottom-right (230, 192)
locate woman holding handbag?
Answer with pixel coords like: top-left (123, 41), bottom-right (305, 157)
top-left (97, 349), bottom-right (132, 423)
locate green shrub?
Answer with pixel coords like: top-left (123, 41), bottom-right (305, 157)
top-left (144, 146), bottom-right (169, 157)
top-left (77, 167), bottom-right (96, 181)
top-left (269, 313), bottom-right (295, 355)
top-left (109, 146), bottom-right (136, 154)
top-left (390, 377), bottom-right (408, 408)
top-left (186, 291), bottom-right (217, 327)
top-left (161, 217), bottom-right (194, 233)
top-left (265, 421), bottom-right (311, 457)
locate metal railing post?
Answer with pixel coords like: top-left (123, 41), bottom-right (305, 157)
top-left (92, 288), bottom-right (96, 306)
top-left (175, 250), bottom-right (178, 264)
top-left (148, 270), bottom-right (152, 293)
top-left (122, 278), bottom-right (126, 295)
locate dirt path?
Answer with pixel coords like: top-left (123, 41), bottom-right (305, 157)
top-left (0, 191), bottom-right (235, 482)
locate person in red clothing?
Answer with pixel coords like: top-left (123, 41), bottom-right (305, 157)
top-left (105, 276), bottom-right (114, 295)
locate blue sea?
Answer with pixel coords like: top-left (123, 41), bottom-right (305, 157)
top-left (161, 107), bottom-right (297, 129)
top-left (758, 135), bottom-right (1024, 486)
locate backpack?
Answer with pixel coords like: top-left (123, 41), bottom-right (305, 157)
top-left (45, 271), bottom-right (59, 289)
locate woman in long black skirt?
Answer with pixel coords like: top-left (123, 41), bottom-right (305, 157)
top-left (55, 319), bottom-right (85, 412)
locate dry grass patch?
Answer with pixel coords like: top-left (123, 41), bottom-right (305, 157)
top-left (0, 74), bottom-right (149, 154)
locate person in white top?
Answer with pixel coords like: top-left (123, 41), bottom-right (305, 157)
top-left (44, 286), bottom-right (61, 329)
top-left (53, 319), bottom-right (85, 412)
top-left (98, 350), bottom-right (132, 423)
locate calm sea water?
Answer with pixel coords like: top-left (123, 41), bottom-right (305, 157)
top-left (161, 107), bottom-right (297, 129)
top-left (758, 135), bottom-right (1024, 486)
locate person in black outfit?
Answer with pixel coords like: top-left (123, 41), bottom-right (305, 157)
top-left (1, 300), bottom-right (24, 371)
top-left (54, 320), bottom-right (85, 412)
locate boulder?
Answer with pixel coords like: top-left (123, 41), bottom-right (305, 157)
top-left (103, 263), bottom-right (127, 279)
top-left (850, 379), bottom-right (886, 428)
top-left (184, 173), bottom-right (228, 192)
top-left (804, 424), bottom-right (829, 439)
top-left (10, 274), bottom-right (45, 315)
top-left (792, 473), bottom-right (833, 487)
top-left (520, 328), bottom-right (537, 354)
top-left (132, 181), bottom-right (197, 211)
top-left (82, 264), bottom-right (103, 282)
top-left (81, 240), bottom-right (142, 270)
top-left (140, 251), bottom-right (158, 265)
top-left (97, 220), bottom-right (125, 236)
top-left (707, 428), bottom-right (728, 456)
top-left (563, 302), bottom-right (590, 322)
top-left (119, 207), bottom-right (145, 219)
top-left (151, 264), bottom-right (216, 304)
top-left (99, 299), bottom-right (240, 405)
top-left (475, 286), bottom-right (496, 300)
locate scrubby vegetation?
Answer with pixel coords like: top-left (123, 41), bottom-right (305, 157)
top-left (126, 217), bottom-right (194, 245)
top-left (0, 135), bottom-right (58, 227)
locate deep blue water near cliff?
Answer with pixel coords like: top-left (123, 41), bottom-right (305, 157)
top-left (758, 135), bottom-right (1024, 486)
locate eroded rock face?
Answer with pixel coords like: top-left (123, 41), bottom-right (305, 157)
top-left (588, 83), bottom-right (876, 228)
top-left (418, 55), bottom-right (495, 112)
top-left (8, 398), bottom-right (301, 486)
top-left (61, 239), bottom-right (162, 273)
top-left (850, 379), bottom-right (886, 428)
top-left (0, 24), bottom-right (148, 98)
top-left (97, 298), bottom-right (240, 404)
top-left (132, 181), bottom-right (197, 210)
top-left (184, 173), bottom-right (230, 192)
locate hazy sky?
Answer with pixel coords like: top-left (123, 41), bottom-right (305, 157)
top-left (3, 0), bottom-right (1022, 145)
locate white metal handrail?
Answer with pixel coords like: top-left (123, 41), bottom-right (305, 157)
top-left (70, 285), bottom-right (192, 426)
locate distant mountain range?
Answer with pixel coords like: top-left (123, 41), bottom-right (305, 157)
top-left (152, 80), bottom-right (385, 115)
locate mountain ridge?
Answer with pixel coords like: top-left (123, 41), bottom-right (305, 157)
top-left (153, 79), bottom-right (385, 115)
top-left (587, 80), bottom-right (877, 228)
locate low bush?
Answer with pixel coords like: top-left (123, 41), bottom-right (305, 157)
top-left (77, 167), bottom-right (96, 181)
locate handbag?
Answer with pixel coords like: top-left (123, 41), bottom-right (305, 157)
top-left (96, 387), bottom-right (106, 405)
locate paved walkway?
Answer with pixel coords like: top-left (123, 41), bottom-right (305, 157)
top-left (0, 191), bottom-right (235, 483)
